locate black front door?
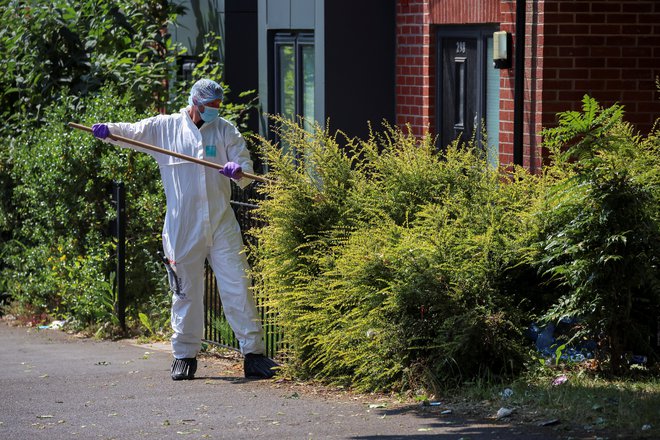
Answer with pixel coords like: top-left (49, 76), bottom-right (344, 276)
top-left (440, 36), bottom-right (479, 148)
top-left (438, 27), bottom-right (501, 155)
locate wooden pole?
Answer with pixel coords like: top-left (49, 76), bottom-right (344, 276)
top-left (68, 122), bottom-right (273, 184)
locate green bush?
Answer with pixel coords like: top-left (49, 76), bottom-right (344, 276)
top-left (3, 86), bottom-right (168, 330)
top-left (526, 96), bottom-right (660, 373)
top-left (253, 98), bottom-right (659, 391)
top-left (0, 0), bottom-right (185, 131)
top-left (252, 117), bottom-right (537, 392)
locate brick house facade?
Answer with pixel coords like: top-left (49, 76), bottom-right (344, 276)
top-left (396, 0), bottom-right (660, 172)
top-left (176, 1), bottom-right (659, 174)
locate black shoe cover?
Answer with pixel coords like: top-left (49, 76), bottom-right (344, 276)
top-left (171, 357), bottom-right (197, 380)
top-left (244, 353), bottom-right (278, 379)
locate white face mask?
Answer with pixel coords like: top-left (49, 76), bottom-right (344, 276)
top-left (199, 105), bottom-right (219, 122)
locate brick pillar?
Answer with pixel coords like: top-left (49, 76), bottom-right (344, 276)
top-left (499, 0), bottom-right (545, 172)
top-left (396, 0), bottom-right (435, 138)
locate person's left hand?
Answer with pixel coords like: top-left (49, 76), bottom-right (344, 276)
top-left (220, 162), bottom-right (242, 179)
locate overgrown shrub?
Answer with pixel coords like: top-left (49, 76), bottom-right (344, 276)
top-left (3, 86), bottom-right (168, 330)
top-left (526, 96), bottom-right (660, 373)
top-left (253, 97), bottom-right (659, 391)
top-left (252, 117), bottom-right (537, 392)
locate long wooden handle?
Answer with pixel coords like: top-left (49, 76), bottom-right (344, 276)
top-left (68, 122), bottom-right (273, 184)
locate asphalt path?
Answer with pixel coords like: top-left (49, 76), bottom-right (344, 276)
top-left (1, 320), bottom-right (594, 440)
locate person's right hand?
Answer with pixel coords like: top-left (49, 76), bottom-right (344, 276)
top-left (92, 123), bottom-right (110, 139)
top-left (220, 162), bottom-right (243, 179)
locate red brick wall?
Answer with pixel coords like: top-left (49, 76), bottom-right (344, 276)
top-left (430, 0), bottom-right (500, 23)
top-left (542, 0), bottom-right (660, 134)
top-left (396, 1), bottom-right (434, 138)
top-left (497, 3), bottom-right (516, 167)
top-left (395, 0), bottom-right (660, 172)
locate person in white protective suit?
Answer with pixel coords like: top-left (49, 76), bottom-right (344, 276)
top-left (91, 79), bottom-right (278, 380)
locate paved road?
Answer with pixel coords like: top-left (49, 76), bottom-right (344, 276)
top-left (1, 320), bottom-right (590, 440)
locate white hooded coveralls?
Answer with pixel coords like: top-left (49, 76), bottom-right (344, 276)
top-left (106, 108), bottom-right (266, 359)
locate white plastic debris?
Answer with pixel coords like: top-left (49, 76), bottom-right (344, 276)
top-left (496, 407), bottom-right (514, 419)
top-left (552, 374), bottom-right (568, 386)
top-left (38, 320), bottom-right (66, 330)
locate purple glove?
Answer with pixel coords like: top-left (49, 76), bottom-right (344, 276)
top-left (220, 162), bottom-right (243, 179)
top-left (92, 123), bottom-right (110, 139)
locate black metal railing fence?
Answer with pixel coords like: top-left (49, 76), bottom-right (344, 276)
top-left (203, 183), bottom-right (282, 358)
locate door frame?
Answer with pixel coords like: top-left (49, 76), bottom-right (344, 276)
top-left (435, 25), bottom-right (499, 150)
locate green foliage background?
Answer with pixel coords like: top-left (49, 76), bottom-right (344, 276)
top-left (0, 0), bottom-right (184, 129)
top-left (0, 0), bottom-right (181, 332)
top-left (4, 87), bottom-right (168, 329)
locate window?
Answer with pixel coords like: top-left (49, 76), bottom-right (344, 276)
top-left (273, 32), bottom-right (315, 154)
